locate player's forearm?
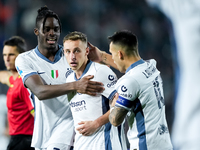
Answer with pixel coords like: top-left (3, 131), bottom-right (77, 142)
top-left (24, 74), bottom-right (78, 100)
top-left (100, 51), bottom-right (118, 70)
top-left (94, 111), bottom-right (110, 128)
top-left (28, 82), bottom-right (77, 100)
top-left (109, 106), bottom-right (128, 126)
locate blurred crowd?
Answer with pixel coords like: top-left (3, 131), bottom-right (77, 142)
top-left (0, 0), bottom-right (174, 131)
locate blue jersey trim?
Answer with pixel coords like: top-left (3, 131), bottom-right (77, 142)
top-left (126, 59), bottom-right (145, 73)
top-left (102, 96), bottom-right (112, 150)
top-left (30, 92), bottom-right (36, 123)
top-left (117, 125), bottom-right (122, 148)
top-left (74, 60), bottom-right (92, 81)
top-left (34, 45), bottom-right (63, 64)
top-left (23, 72), bottom-right (38, 85)
top-left (116, 96), bottom-right (134, 109)
top-left (108, 90), bottom-right (117, 101)
top-left (30, 92), bottom-right (35, 108)
top-left (133, 98), bottom-right (147, 150)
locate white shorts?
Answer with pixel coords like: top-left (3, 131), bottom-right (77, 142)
top-left (35, 143), bottom-right (72, 150)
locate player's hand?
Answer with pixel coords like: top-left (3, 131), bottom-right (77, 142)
top-left (87, 42), bottom-right (103, 63)
top-left (76, 75), bottom-right (104, 96)
top-left (76, 121), bottom-right (100, 136)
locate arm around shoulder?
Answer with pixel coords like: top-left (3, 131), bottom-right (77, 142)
top-left (25, 74), bottom-right (104, 100)
top-left (24, 74), bottom-right (78, 100)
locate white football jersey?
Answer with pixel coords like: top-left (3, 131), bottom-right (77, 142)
top-left (15, 46), bottom-right (74, 149)
top-left (115, 59), bottom-right (173, 150)
top-left (66, 61), bottom-right (127, 150)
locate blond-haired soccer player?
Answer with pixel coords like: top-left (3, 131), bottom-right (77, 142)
top-left (63, 31), bottom-right (127, 150)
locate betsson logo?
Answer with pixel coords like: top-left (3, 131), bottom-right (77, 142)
top-left (69, 100), bottom-right (86, 107)
top-left (69, 100), bottom-right (87, 112)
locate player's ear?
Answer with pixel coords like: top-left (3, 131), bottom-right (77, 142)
top-left (86, 46), bottom-right (89, 55)
top-left (34, 28), bottom-right (39, 36)
top-left (118, 50), bottom-right (124, 60)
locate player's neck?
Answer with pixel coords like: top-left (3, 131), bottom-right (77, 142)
top-left (75, 59), bottom-right (89, 79)
top-left (38, 45), bottom-right (59, 62)
top-left (11, 70), bottom-right (19, 80)
top-left (125, 56), bottom-right (141, 70)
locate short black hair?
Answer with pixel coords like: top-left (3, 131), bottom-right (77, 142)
top-left (4, 36), bottom-right (27, 53)
top-left (35, 6), bottom-right (62, 33)
top-left (108, 30), bottom-right (138, 56)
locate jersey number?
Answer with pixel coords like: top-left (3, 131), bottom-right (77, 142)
top-left (153, 76), bottom-right (165, 109)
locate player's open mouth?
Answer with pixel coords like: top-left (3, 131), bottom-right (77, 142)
top-left (47, 39), bottom-right (56, 44)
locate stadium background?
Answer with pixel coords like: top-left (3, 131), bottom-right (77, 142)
top-left (0, 0), bottom-right (174, 133)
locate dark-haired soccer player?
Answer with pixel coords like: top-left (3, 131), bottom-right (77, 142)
top-left (15, 6), bottom-right (104, 150)
top-left (0, 36), bottom-right (34, 150)
top-left (88, 30), bottom-right (173, 150)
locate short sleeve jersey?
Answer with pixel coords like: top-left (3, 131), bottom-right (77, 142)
top-left (15, 45), bottom-right (74, 149)
top-left (66, 61), bottom-right (127, 150)
top-left (7, 75), bottom-right (34, 135)
top-left (115, 59), bottom-right (173, 150)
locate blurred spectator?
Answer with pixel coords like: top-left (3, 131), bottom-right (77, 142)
top-left (0, 94), bottom-right (9, 150)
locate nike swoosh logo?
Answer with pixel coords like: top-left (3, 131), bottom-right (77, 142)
top-left (38, 72), bottom-right (45, 74)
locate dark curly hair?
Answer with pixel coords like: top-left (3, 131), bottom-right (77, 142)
top-left (35, 6), bottom-right (62, 33)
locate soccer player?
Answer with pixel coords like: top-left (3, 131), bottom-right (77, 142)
top-left (63, 31), bottom-right (127, 150)
top-left (0, 36), bottom-right (34, 150)
top-left (89, 30), bottom-right (173, 150)
top-left (145, 1), bottom-right (200, 149)
top-left (15, 7), bottom-right (104, 150)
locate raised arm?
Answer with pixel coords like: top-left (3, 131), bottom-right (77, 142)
top-left (88, 42), bottom-right (118, 70)
top-left (25, 74), bottom-right (104, 100)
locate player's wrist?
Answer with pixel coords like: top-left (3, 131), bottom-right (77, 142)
top-left (99, 51), bottom-right (106, 63)
top-left (93, 119), bottom-right (101, 129)
top-left (71, 81), bottom-right (78, 91)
